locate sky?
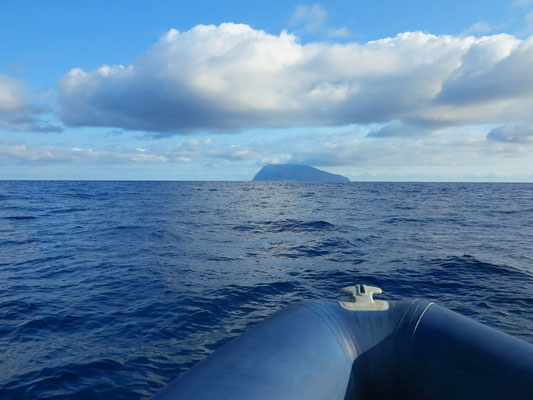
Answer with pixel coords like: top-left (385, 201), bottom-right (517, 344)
top-left (2, 0), bottom-right (533, 181)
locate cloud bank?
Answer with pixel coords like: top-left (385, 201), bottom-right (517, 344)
top-left (57, 23), bottom-right (533, 136)
top-left (3, 127), bottom-right (532, 181)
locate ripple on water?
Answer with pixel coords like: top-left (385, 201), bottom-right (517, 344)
top-left (0, 181), bottom-right (532, 399)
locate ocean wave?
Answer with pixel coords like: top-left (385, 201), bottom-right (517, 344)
top-left (1, 181), bottom-right (532, 399)
top-left (233, 219), bottom-right (335, 233)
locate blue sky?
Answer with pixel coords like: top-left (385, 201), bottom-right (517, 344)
top-left (2, 0), bottom-right (533, 180)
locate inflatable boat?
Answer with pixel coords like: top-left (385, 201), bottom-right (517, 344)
top-left (153, 284), bottom-right (533, 399)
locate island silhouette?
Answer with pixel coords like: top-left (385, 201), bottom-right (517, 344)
top-left (252, 164), bottom-right (350, 182)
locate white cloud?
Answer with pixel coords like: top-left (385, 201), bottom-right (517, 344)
top-left (57, 24), bottom-right (533, 137)
top-left (0, 139), bottom-right (169, 164)
top-left (525, 11), bottom-right (533, 34)
top-left (0, 73), bottom-right (62, 133)
top-left (0, 136), bottom-right (260, 166)
top-left (289, 4), bottom-right (328, 33)
top-left (436, 35), bottom-right (533, 105)
top-left (327, 27), bottom-right (350, 38)
top-left (289, 4), bottom-right (349, 39)
top-left (461, 21), bottom-right (492, 36)
top-left (512, 0), bottom-right (533, 7)
top-left (0, 74), bottom-right (25, 110)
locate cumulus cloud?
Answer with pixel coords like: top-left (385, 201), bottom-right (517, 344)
top-left (0, 73), bottom-right (62, 133)
top-left (436, 35), bottom-right (533, 105)
top-left (0, 74), bottom-right (25, 111)
top-left (57, 24), bottom-right (533, 136)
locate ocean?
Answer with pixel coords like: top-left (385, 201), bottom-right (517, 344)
top-left (0, 181), bottom-right (532, 399)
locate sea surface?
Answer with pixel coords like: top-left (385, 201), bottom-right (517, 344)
top-left (0, 181), bottom-right (532, 399)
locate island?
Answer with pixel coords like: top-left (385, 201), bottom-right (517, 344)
top-left (252, 164), bottom-right (350, 182)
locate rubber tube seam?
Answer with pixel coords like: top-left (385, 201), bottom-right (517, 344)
top-left (410, 302), bottom-right (434, 344)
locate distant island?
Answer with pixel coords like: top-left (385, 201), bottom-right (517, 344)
top-left (252, 164), bottom-right (350, 182)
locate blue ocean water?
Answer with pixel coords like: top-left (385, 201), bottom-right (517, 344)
top-left (0, 181), bottom-right (532, 399)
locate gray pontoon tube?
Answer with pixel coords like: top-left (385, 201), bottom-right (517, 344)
top-left (153, 285), bottom-right (533, 400)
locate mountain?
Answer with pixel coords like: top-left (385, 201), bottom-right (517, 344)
top-left (252, 164), bottom-right (350, 182)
